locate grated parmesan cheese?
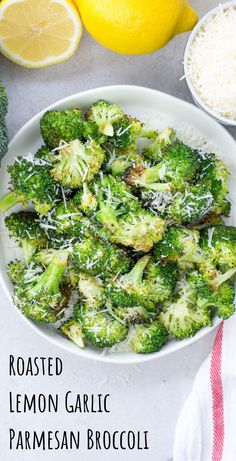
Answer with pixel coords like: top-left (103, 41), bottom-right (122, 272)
top-left (187, 5), bottom-right (236, 121)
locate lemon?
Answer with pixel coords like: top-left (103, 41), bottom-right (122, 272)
top-left (74, 0), bottom-right (198, 55)
top-left (0, 0), bottom-right (82, 68)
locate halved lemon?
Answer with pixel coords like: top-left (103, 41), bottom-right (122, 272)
top-left (0, 0), bottom-right (82, 68)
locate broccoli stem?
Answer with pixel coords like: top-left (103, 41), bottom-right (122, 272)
top-left (139, 130), bottom-right (157, 139)
top-left (21, 239), bottom-right (36, 265)
top-left (28, 251), bottom-right (68, 298)
top-left (123, 255), bottom-right (150, 285)
top-left (0, 191), bottom-right (20, 212)
top-left (211, 267), bottom-right (236, 291)
top-left (97, 192), bottom-right (119, 233)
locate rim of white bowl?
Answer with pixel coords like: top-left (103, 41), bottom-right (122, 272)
top-left (1, 84), bottom-right (225, 364)
top-left (184, 0), bottom-right (236, 127)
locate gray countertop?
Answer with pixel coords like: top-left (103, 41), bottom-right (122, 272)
top-left (0, 1), bottom-right (235, 460)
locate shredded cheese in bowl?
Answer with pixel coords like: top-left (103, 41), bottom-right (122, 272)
top-left (184, 2), bottom-right (236, 125)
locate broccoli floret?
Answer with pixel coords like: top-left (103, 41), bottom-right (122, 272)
top-left (109, 209), bottom-right (166, 252)
top-left (211, 282), bottom-right (235, 319)
top-left (143, 127), bottom-right (176, 161)
top-left (75, 302), bottom-right (128, 348)
top-left (153, 226), bottom-right (203, 265)
top-left (78, 273), bottom-right (105, 307)
top-left (192, 213), bottom-right (224, 230)
top-left (114, 306), bottom-right (150, 325)
top-left (73, 183), bottom-right (97, 215)
top-left (13, 251), bottom-right (69, 323)
top-left (186, 271), bottom-right (235, 320)
top-left (144, 259), bottom-right (178, 303)
top-left (8, 260), bottom-right (26, 284)
top-left (110, 116), bottom-right (155, 148)
top-left (85, 100), bottom-right (124, 137)
top-left (199, 226), bottom-right (236, 272)
top-left (40, 109), bottom-right (83, 149)
top-left (0, 157), bottom-right (61, 215)
top-left (95, 174), bottom-right (140, 221)
top-left (106, 255), bottom-right (155, 311)
top-left (5, 211), bottom-right (47, 263)
top-left (82, 120), bottom-right (107, 144)
top-left (42, 200), bottom-right (92, 240)
top-left (160, 296), bottom-right (212, 340)
top-left (0, 118), bottom-right (8, 161)
top-left (125, 140), bottom-right (201, 192)
top-left (72, 235), bottom-right (131, 278)
top-left (168, 184), bottom-right (214, 225)
top-left (130, 321), bottom-right (169, 353)
top-left (198, 153), bottom-right (230, 216)
top-left (0, 81), bottom-right (8, 118)
top-left (60, 318), bottom-right (85, 348)
top-left (50, 139), bottom-right (105, 189)
top-left (108, 145), bottom-right (144, 177)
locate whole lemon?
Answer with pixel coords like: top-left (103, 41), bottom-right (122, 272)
top-left (74, 0), bottom-right (198, 54)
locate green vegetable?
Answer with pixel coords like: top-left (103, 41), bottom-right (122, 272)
top-left (40, 109), bottom-right (83, 148)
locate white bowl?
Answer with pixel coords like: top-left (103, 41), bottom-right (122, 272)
top-left (184, 1), bottom-right (236, 126)
top-left (1, 85), bottom-right (236, 364)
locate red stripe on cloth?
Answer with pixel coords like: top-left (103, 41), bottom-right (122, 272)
top-left (210, 322), bottom-right (224, 461)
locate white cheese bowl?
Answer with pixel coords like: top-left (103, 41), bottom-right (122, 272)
top-left (184, 1), bottom-right (236, 127)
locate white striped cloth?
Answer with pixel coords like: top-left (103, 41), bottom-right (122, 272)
top-left (173, 316), bottom-right (236, 461)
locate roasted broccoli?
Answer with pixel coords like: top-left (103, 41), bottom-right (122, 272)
top-left (0, 81), bottom-right (8, 162)
top-left (130, 321), bottom-right (169, 353)
top-left (167, 184), bottom-right (214, 225)
top-left (40, 109), bottom-right (84, 149)
top-left (110, 116), bottom-right (155, 149)
top-left (77, 272), bottom-right (105, 307)
top-left (143, 127), bottom-right (176, 161)
top-left (0, 81), bottom-right (8, 118)
top-left (5, 211), bottom-right (47, 263)
top-left (50, 139), bottom-right (105, 189)
top-left (13, 251), bottom-right (69, 323)
top-left (60, 318), bottom-right (85, 348)
top-left (8, 260), bottom-right (26, 284)
top-left (106, 255), bottom-right (155, 311)
top-left (153, 226), bottom-right (203, 265)
top-left (75, 302), bottom-right (128, 347)
top-left (72, 235), bottom-right (131, 278)
top-left (144, 258), bottom-right (178, 303)
top-left (198, 153), bottom-right (230, 216)
top-left (0, 157), bottom-right (61, 214)
top-left (114, 306), bottom-right (150, 325)
top-left (35, 145), bottom-right (52, 162)
top-left (85, 100), bottom-right (124, 137)
top-left (124, 140), bottom-right (201, 192)
top-left (199, 226), bottom-right (236, 273)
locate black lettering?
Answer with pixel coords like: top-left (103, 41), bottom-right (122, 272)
top-left (9, 429), bottom-right (15, 449)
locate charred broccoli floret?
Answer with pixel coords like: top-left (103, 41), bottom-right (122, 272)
top-left (60, 318), bottom-right (85, 348)
top-left (124, 140), bottom-right (201, 192)
top-left (50, 139), bottom-right (105, 189)
top-left (198, 153), bottom-right (230, 216)
top-left (13, 251), bottom-right (69, 323)
top-left (106, 256), bottom-right (155, 311)
top-left (40, 109), bottom-right (83, 149)
top-left (110, 116), bottom-right (155, 148)
top-left (211, 282), bottom-right (235, 319)
top-left (5, 211), bottom-right (47, 263)
top-left (144, 259), bottom-right (178, 303)
top-left (72, 235), bottom-right (131, 278)
top-left (167, 184), bottom-right (214, 225)
top-left (130, 321), bottom-right (169, 353)
top-left (85, 100), bottom-right (124, 137)
top-left (75, 302), bottom-right (128, 347)
top-left (153, 226), bottom-right (203, 265)
top-left (143, 127), bottom-right (176, 161)
top-left (0, 157), bottom-right (61, 215)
